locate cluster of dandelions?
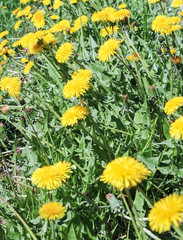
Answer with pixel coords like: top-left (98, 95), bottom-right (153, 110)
top-left (31, 161), bottom-right (72, 220)
top-left (0, 76), bottom-right (21, 97)
top-left (164, 97), bottom-right (183, 139)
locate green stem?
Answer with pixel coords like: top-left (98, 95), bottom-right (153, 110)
top-left (51, 220), bottom-right (55, 240)
top-left (77, 0), bottom-right (85, 58)
top-left (136, 186), bottom-right (154, 207)
top-left (0, 149), bottom-right (21, 204)
top-left (173, 225), bottom-right (183, 238)
top-left (0, 195), bottom-right (38, 240)
top-left (64, 182), bottom-right (98, 207)
top-left (159, 1), bottom-right (165, 15)
top-left (125, 189), bottom-right (148, 240)
top-left (121, 193), bottom-right (142, 240)
top-left (170, 60), bottom-right (173, 98)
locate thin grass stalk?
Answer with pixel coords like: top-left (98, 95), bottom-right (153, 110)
top-left (0, 195), bottom-right (38, 240)
top-left (77, 0), bottom-right (85, 58)
top-left (51, 220), bottom-right (55, 240)
top-left (121, 193), bottom-right (142, 240)
top-left (173, 225), bottom-right (183, 238)
top-left (125, 189), bottom-right (148, 240)
top-left (0, 149), bottom-right (21, 204)
top-left (159, 1), bottom-right (166, 15)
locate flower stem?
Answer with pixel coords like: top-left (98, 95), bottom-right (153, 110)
top-left (121, 192), bottom-right (142, 240)
top-left (0, 195), bottom-right (38, 240)
top-left (0, 149), bottom-right (21, 204)
top-left (51, 220), bottom-right (55, 240)
top-left (125, 189), bottom-right (148, 240)
top-left (77, 0), bottom-right (85, 58)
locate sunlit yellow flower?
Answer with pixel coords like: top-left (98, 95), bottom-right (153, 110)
top-left (61, 105), bottom-right (89, 127)
top-left (98, 38), bottom-right (120, 62)
top-left (19, 33), bottom-right (34, 48)
top-left (126, 52), bottom-right (142, 62)
top-left (70, 0), bottom-right (77, 3)
top-left (100, 156), bottom-right (151, 191)
top-left (170, 47), bottom-right (176, 55)
top-left (56, 42), bottom-right (74, 63)
top-left (20, 0), bottom-right (31, 4)
top-left (0, 31), bottom-right (9, 39)
top-left (24, 61), bottom-right (34, 74)
top-left (51, 20), bottom-right (71, 33)
top-left (110, 9), bottom-right (131, 22)
top-left (172, 0), bottom-right (183, 7)
top-left (100, 26), bottom-right (119, 37)
top-left (169, 116), bottom-right (183, 139)
top-left (39, 202), bottom-right (66, 220)
top-left (16, 6), bottom-right (31, 18)
top-left (21, 57), bottom-right (28, 63)
top-left (148, 0), bottom-right (160, 3)
top-left (42, 0), bottom-right (51, 5)
top-left (31, 161), bottom-right (72, 190)
top-left (12, 7), bottom-right (21, 16)
top-left (0, 76), bottom-right (10, 91)
top-left (14, 20), bottom-right (22, 31)
top-left (0, 95), bottom-right (2, 101)
top-left (31, 10), bottom-right (45, 29)
top-left (53, 0), bottom-right (62, 9)
top-left (180, 11), bottom-right (183, 16)
top-left (26, 13), bottom-right (32, 19)
top-left (148, 194), bottom-right (183, 233)
top-left (63, 69), bottom-right (92, 99)
top-left (70, 16), bottom-right (88, 33)
top-left (118, 4), bottom-right (127, 9)
top-left (8, 77), bottom-right (21, 97)
top-left (42, 33), bottom-right (57, 45)
top-left (0, 40), bottom-right (7, 50)
top-left (152, 15), bottom-right (182, 35)
top-left (92, 7), bottom-right (116, 22)
top-left (7, 49), bottom-right (15, 57)
top-left (50, 15), bottom-right (60, 20)
top-left (164, 97), bottom-right (183, 115)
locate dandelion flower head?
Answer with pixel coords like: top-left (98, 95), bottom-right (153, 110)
top-left (63, 69), bottom-right (92, 99)
top-left (24, 61), bottom-right (34, 74)
top-left (169, 116), bottom-right (183, 140)
top-left (172, 0), bottom-right (183, 7)
top-left (14, 20), bottom-right (22, 31)
top-left (31, 10), bottom-right (45, 29)
top-left (70, 16), bottom-right (88, 34)
top-left (118, 4), bottom-right (127, 9)
top-left (31, 161), bottom-right (72, 190)
top-left (8, 77), bottom-right (21, 97)
top-left (39, 202), bottom-right (66, 220)
top-left (92, 7), bottom-right (116, 22)
top-left (98, 38), bottom-right (121, 62)
top-left (100, 26), bottom-right (119, 37)
top-left (100, 156), bottom-right (151, 191)
top-left (148, 193), bottom-right (183, 233)
top-left (20, 0), bottom-right (31, 4)
top-left (42, 0), bottom-right (51, 5)
top-left (0, 76), bottom-right (11, 91)
top-left (61, 105), bottom-right (89, 127)
top-left (53, 0), bottom-right (62, 9)
top-left (164, 97), bottom-right (183, 115)
top-left (12, 7), bottom-right (21, 16)
top-left (126, 52), bottom-right (142, 62)
top-left (0, 40), bottom-right (8, 50)
top-left (148, 0), bottom-right (160, 3)
top-left (56, 42), bottom-right (74, 63)
top-left (51, 20), bottom-right (71, 33)
top-left (0, 31), bottom-right (9, 39)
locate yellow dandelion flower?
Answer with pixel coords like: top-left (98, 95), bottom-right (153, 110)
top-left (24, 61), bottom-right (34, 74)
top-left (110, 9), bottom-right (131, 22)
top-left (50, 15), bottom-right (60, 20)
top-left (8, 49), bottom-right (15, 57)
top-left (21, 57), bottom-right (28, 63)
top-left (12, 7), bottom-right (21, 16)
top-left (19, 32), bottom-right (33, 48)
top-left (70, 16), bottom-right (88, 34)
top-left (148, 194), bottom-right (183, 234)
top-left (0, 76), bottom-right (10, 91)
top-left (0, 31), bottom-right (9, 39)
top-left (29, 43), bottom-right (44, 54)
top-left (42, 0), bottom-right (51, 5)
top-left (0, 40), bottom-right (7, 50)
top-left (180, 11), bottom-right (183, 16)
top-left (31, 10), bottom-right (45, 29)
top-left (12, 40), bottom-right (21, 48)
top-left (152, 15), bottom-right (182, 35)
top-left (42, 33), bottom-right (57, 45)
top-left (31, 161), bottom-right (72, 190)
top-left (164, 97), bottom-right (183, 115)
top-left (28, 31), bottom-right (45, 48)
top-left (98, 38), bottom-right (120, 62)
top-left (100, 156), bottom-right (151, 191)
top-left (169, 116), bottom-right (183, 139)
top-left (118, 4), bottom-right (127, 9)
top-left (16, 6), bottom-right (31, 18)
top-left (63, 69), bottom-right (92, 99)
top-left (61, 105), bottom-right (89, 127)
top-left (172, 0), bottom-right (183, 7)
top-left (51, 20), bottom-right (71, 33)
top-left (8, 77), bottom-right (21, 97)
top-left (56, 42), bottom-right (74, 63)
top-left (26, 13), bottom-right (32, 20)
top-left (126, 52), bottom-right (142, 62)
top-left (148, 0), bottom-right (160, 3)
top-left (20, 0), bottom-right (31, 4)
top-left (39, 202), bottom-right (66, 221)
top-left (14, 20), bottom-right (22, 31)
top-left (92, 7), bottom-right (116, 22)
top-left (170, 47), bottom-right (176, 54)
top-left (0, 95), bottom-right (2, 101)
top-left (70, 0), bottom-right (77, 3)
top-left (53, 0), bottom-right (62, 9)
top-left (100, 26), bottom-right (119, 37)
